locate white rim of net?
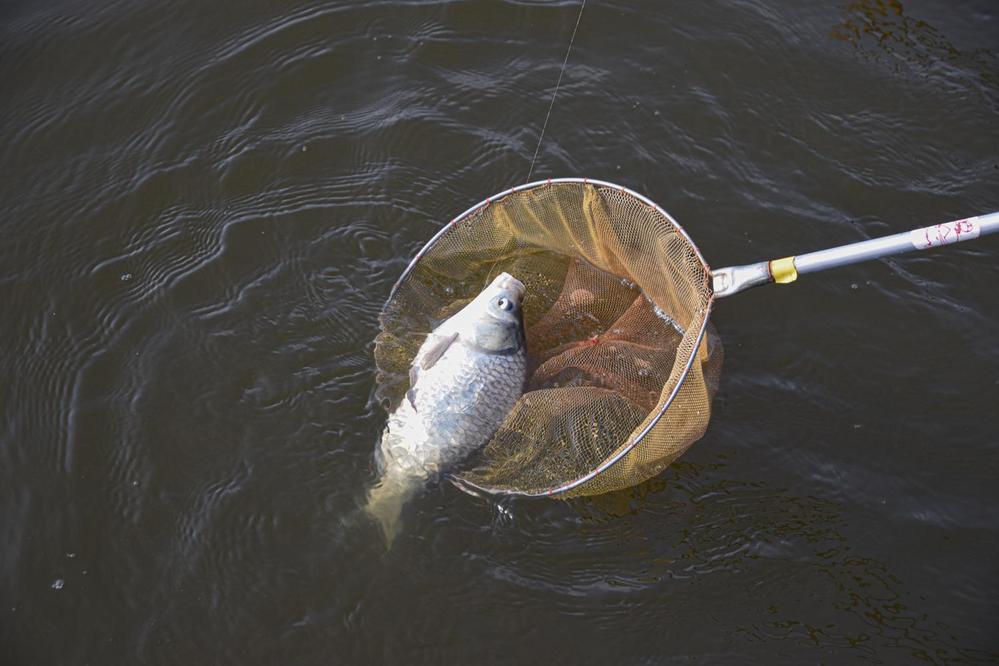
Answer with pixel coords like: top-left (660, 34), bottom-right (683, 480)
top-left (387, 178), bottom-right (716, 497)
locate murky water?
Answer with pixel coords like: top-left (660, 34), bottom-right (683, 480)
top-left (2, 1), bottom-right (998, 663)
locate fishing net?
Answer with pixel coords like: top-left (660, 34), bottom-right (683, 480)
top-left (374, 180), bottom-right (722, 497)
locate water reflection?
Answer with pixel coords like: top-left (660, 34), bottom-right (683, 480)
top-left (832, 0), bottom-right (996, 90)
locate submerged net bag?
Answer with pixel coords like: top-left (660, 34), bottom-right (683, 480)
top-left (374, 180), bottom-right (722, 498)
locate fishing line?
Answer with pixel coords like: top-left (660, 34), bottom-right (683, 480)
top-left (525, 0), bottom-right (586, 183)
top-left (481, 0), bottom-right (587, 290)
top-left (480, 1), bottom-right (587, 292)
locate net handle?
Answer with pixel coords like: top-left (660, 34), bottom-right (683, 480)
top-left (712, 211), bottom-right (999, 298)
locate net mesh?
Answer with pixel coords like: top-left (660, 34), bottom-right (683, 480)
top-left (374, 181), bottom-right (721, 497)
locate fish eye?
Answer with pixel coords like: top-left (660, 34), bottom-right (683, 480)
top-left (497, 297), bottom-right (514, 311)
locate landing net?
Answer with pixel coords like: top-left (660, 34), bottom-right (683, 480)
top-left (374, 179), bottom-right (721, 497)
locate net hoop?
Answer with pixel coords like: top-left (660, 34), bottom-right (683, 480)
top-left (385, 178), bottom-right (716, 497)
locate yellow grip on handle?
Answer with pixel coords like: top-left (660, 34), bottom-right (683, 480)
top-left (769, 256), bottom-right (798, 284)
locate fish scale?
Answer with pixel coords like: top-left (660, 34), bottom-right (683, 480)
top-left (381, 347), bottom-right (526, 476)
top-left (365, 272), bottom-right (527, 544)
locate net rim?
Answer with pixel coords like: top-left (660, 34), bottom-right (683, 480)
top-left (388, 177), bottom-right (713, 299)
top-left (386, 177), bottom-right (717, 498)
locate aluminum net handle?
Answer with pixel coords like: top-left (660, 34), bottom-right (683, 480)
top-left (712, 211), bottom-right (999, 298)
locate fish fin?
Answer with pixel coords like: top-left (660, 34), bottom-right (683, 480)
top-left (407, 331), bottom-right (458, 407)
top-left (364, 473), bottom-right (419, 547)
top-left (374, 436), bottom-right (388, 474)
top-left (407, 361), bottom-right (422, 409)
top-left (420, 331), bottom-right (458, 370)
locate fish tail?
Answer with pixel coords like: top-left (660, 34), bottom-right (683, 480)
top-left (363, 472), bottom-right (418, 546)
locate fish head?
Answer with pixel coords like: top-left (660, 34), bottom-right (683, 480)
top-left (456, 272), bottom-right (526, 354)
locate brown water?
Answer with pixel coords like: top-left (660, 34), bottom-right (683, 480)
top-left (2, 1), bottom-right (998, 663)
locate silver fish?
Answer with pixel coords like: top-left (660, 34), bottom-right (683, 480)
top-left (365, 272), bottom-right (528, 543)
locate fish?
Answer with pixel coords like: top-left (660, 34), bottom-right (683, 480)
top-left (365, 272), bottom-right (528, 543)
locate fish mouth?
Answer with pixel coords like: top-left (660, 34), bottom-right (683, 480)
top-left (493, 272), bottom-right (525, 301)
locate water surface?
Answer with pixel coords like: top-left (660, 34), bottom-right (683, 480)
top-left (2, 0), bottom-right (998, 663)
